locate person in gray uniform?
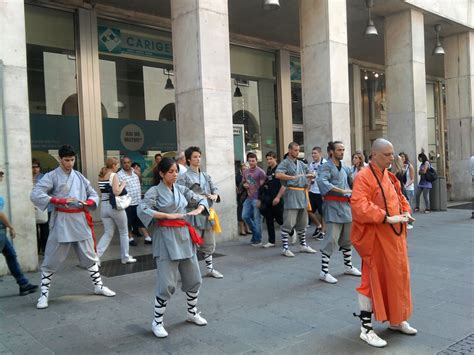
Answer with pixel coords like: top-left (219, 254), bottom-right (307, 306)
top-left (30, 145), bottom-right (115, 309)
top-left (316, 141), bottom-right (361, 284)
top-left (138, 158), bottom-right (210, 339)
top-left (275, 142), bottom-right (317, 257)
top-left (178, 146), bottom-right (223, 279)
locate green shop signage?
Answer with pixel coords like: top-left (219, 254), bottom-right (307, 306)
top-left (98, 26), bottom-right (172, 60)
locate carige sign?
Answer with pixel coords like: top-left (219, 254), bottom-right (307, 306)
top-left (98, 26), bottom-right (172, 60)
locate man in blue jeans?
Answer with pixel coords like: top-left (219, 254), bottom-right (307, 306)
top-left (242, 152), bottom-right (266, 246)
top-left (0, 170), bottom-right (38, 296)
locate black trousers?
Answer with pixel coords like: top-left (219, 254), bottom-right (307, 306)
top-left (261, 203), bottom-right (283, 244)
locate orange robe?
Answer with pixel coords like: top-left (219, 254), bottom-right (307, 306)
top-left (350, 163), bottom-right (412, 325)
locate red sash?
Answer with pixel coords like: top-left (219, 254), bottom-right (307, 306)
top-left (323, 195), bottom-right (351, 203)
top-left (56, 207), bottom-right (97, 250)
top-left (157, 219), bottom-right (204, 246)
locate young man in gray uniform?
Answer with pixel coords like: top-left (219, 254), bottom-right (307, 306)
top-left (178, 146), bottom-right (223, 278)
top-left (31, 145), bottom-right (115, 309)
top-left (276, 142), bottom-right (317, 257)
top-left (317, 141), bottom-right (361, 283)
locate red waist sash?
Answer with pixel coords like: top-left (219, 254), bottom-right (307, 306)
top-left (56, 207), bottom-right (96, 250)
top-left (157, 219), bottom-right (204, 246)
top-left (323, 195), bottom-right (351, 203)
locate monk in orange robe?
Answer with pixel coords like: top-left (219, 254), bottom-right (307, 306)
top-left (351, 138), bottom-right (417, 348)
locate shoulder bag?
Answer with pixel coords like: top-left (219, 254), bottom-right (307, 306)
top-left (109, 173), bottom-right (132, 210)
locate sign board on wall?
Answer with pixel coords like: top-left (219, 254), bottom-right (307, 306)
top-left (98, 26), bottom-right (173, 60)
top-left (233, 124), bottom-right (245, 162)
top-left (103, 118), bottom-right (177, 152)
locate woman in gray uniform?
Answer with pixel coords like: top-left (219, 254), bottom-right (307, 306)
top-left (138, 158), bottom-right (209, 339)
top-left (178, 146), bottom-right (222, 278)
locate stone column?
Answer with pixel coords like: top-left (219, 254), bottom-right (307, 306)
top-left (276, 50), bottom-right (293, 154)
top-left (444, 32), bottom-right (473, 200)
top-left (385, 9), bottom-right (428, 167)
top-left (299, 0), bottom-right (351, 163)
top-left (76, 9), bottom-right (104, 192)
top-left (351, 64), bottom-right (364, 152)
top-left (0, 1), bottom-right (38, 273)
top-left (171, 0), bottom-right (237, 241)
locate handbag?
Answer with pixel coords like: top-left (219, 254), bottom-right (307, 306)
top-left (34, 206), bottom-right (48, 224)
top-left (424, 165), bottom-right (438, 183)
top-left (109, 173), bottom-right (132, 210)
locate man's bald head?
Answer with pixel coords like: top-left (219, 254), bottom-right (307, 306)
top-left (371, 138), bottom-right (393, 153)
top-left (371, 138), bottom-right (395, 170)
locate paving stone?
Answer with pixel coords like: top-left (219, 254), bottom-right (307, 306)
top-left (0, 209), bottom-right (472, 354)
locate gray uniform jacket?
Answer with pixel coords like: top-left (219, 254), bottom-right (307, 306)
top-left (30, 167), bottom-right (99, 243)
top-left (316, 159), bottom-right (353, 223)
top-left (138, 183), bottom-right (209, 261)
top-left (177, 169), bottom-right (219, 230)
top-left (276, 158), bottom-right (309, 210)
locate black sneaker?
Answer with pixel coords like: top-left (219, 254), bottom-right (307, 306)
top-left (144, 239), bottom-right (152, 245)
top-left (129, 239), bottom-right (138, 246)
top-left (312, 227), bottom-right (322, 239)
top-left (316, 232), bottom-right (325, 241)
top-left (19, 283), bottom-right (38, 296)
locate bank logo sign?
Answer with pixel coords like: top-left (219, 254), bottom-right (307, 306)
top-left (98, 26), bottom-right (173, 60)
top-left (99, 27), bottom-right (121, 53)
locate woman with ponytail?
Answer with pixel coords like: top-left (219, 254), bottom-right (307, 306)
top-left (96, 157), bottom-right (136, 264)
top-left (138, 157), bottom-right (209, 339)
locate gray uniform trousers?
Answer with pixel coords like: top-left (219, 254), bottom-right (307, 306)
top-left (41, 233), bottom-right (98, 273)
top-left (281, 208), bottom-right (308, 234)
top-left (319, 222), bottom-right (352, 256)
top-left (199, 229), bottom-right (216, 255)
top-left (155, 253), bottom-right (202, 300)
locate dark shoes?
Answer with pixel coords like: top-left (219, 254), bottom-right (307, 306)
top-left (129, 239), bottom-right (138, 246)
top-left (19, 283), bottom-right (38, 296)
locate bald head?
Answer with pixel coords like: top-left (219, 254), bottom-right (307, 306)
top-left (371, 138), bottom-right (395, 170)
top-left (371, 138), bottom-right (393, 153)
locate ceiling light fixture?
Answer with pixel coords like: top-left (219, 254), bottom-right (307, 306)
top-left (164, 69), bottom-right (174, 90)
top-left (233, 80), bottom-right (242, 97)
top-left (432, 24), bottom-right (445, 56)
top-left (263, 0), bottom-right (280, 10)
top-left (364, 0), bottom-right (378, 38)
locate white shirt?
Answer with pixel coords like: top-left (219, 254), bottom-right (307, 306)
top-left (308, 158), bottom-right (326, 194)
top-left (178, 164), bottom-right (187, 176)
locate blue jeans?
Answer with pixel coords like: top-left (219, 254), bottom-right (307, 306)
top-left (242, 199), bottom-right (262, 243)
top-left (1, 231), bottom-right (29, 286)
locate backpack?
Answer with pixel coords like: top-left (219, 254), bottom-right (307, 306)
top-left (425, 165), bottom-right (438, 182)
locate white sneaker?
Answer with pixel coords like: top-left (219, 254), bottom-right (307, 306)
top-left (407, 224), bottom-right (414, 230)
top-left (360, 328), bottom-right (387, 347)
top-left (282, 249), bottom-right (295, 257)
top-left (299, 245), bottom-right (317, 254)
top-left (206, 269), bottom-right (224, 279)
top-left (344, 266), bottom-right (362, 276)
top-left (152, 323), bottom-right (168, 338)
top-left (389, 321), bottom-right (417, 335)
top-left (94, 285), bottom-right (116, 297)
top-left (319, 271), bottom-right (338, 284)
top-left (262, 243), bottom-right (275, 248)
top-left (36, 295), bottom-right (48, 309)
top-left (121, 257), bottom-right (137, 264)
top-left (251, 242), bottom-right (263, 247)
top-left (186, 312), bottom-right (207, 326)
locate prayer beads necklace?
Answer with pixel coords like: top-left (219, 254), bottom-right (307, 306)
top-left (369, 163), bottom-right (404, 236)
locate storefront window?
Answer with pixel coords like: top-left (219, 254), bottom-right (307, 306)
top-left (231, 46), bottom-right (277, 163)
top-left (361, 69), bottom-right (386, 152)
top-left (98, 19), bottom-right (176, 191)
top-left (290, 57), bottom-right (304, 152)
top-left (26, 5), bottom-right (81, 171)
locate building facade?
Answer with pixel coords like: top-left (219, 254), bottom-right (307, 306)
top-left (0, 0), bottom-right (472, 274)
